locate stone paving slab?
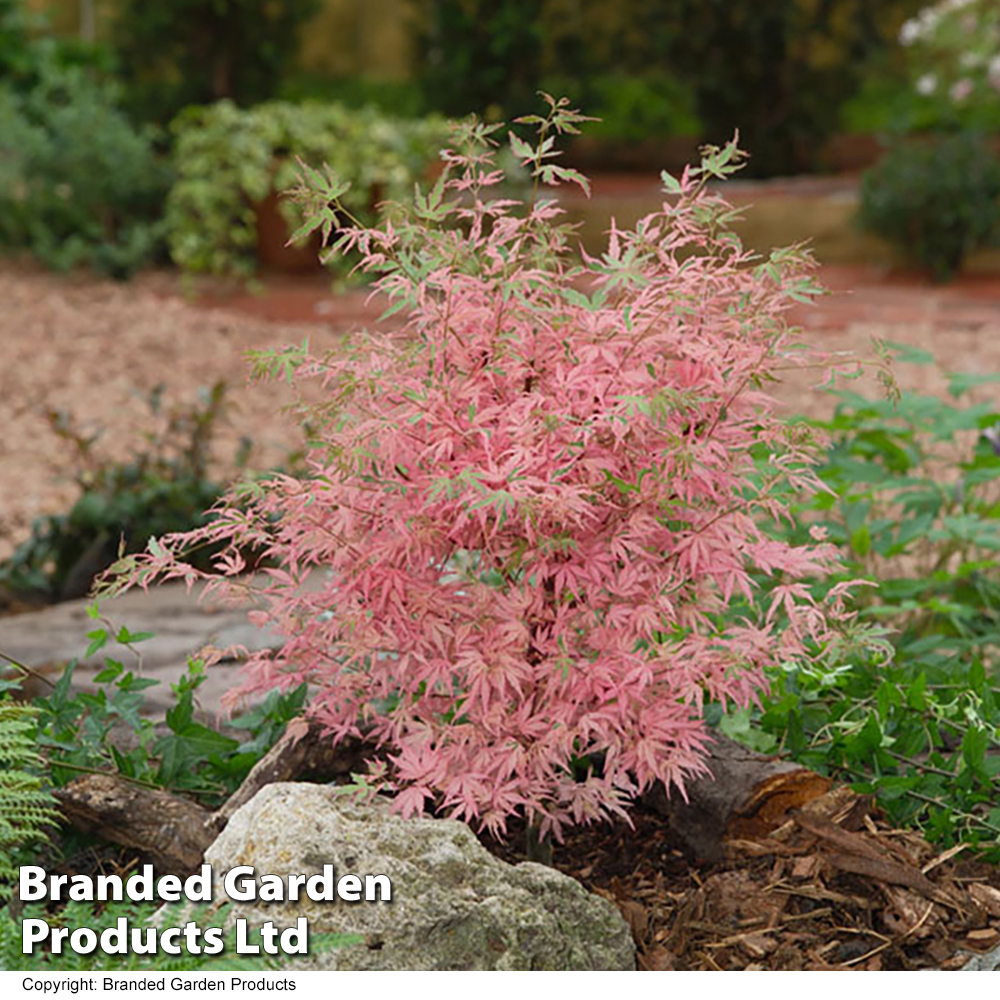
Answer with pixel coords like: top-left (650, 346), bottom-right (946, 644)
top-left (0, 580), bottom-right (284, 720)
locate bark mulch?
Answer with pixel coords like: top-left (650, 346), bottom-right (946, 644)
top-left (29, 760), bottom-right (1000, 971)
top-left (483, 785), bottom-right (1000, 971)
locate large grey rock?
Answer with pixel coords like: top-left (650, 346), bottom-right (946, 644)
top-left (960, 943), bottom-right (1000, 971)
top-left (205, 782), bottom-right (636, 971)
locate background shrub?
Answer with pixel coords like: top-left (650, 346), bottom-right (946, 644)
top-left (652, 0), bottom-right (925, 175)
top-left (416, 0), bottom-right (543, 120)
top-left (897, 0), bottom-right (1000, 112)
top-left (0, 66), bottom-right (169, 277)
top-left (840, 63), bottom-right (1000, 137)
top-left (537, 70), bottom-right (701, 142)
top-left (858, 131), bottom-right (1000, 281)
top-left (165, 99), bottom-right (448, 277)
top-left (415, 0), bottom-right (923, 175)
top-left (0, 0), bottom-right (110, 94)
top-left (111, 0), bottom-right (321, 125)
top-left (840, 1), bottom-right (1000, 139)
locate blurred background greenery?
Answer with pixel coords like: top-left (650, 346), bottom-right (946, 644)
top-left (9, 0), bottom-right (989, 169)
top-left (2, 0), bottom-right (1000, 279)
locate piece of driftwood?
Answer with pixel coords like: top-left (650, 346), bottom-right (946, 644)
top-left (207, 718), bottom-right (370, 833)
top-left (54, 727), bottom-right (828, 875)
top-left (53, 774), bottom-right (215, 876)
top-left (645, 733), bottom-right (832, 861)
top-left (53, 718), bottom-right (371, 876)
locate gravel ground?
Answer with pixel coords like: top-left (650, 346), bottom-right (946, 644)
top-left (2, 261), bottom-right (999, 563)
top-left (0, 266), bottom-right (350, 561)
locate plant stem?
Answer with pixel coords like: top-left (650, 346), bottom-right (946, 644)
top-left (0, 649), bottom-right (56, 689)
top-left (526, 820), bottom-right (553, 866)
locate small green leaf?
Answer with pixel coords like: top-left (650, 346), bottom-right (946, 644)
top-left (883, 340), bottom-right (935, 366)
top-left (85, 629), bottom-right (109, 658)
top-left (849, 524), bottom-right (871, 557)
top-left (948, 371), bottom-right (1000, 398)
top-left (93, 662), bottom-right (123, 684)
top-left (961, 727), bottom-right (988, 774)
top-left (660, 170), bottom-right (682, 194)
top-left (907, 672), bottom-right (927, 710)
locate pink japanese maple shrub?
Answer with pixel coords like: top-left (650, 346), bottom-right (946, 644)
top-left (110, 99), bottom-right (852, 839)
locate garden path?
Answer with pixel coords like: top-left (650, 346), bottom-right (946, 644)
top-left (0, 577), bottom-right (282, 718)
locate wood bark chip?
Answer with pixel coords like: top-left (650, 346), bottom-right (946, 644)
top-left (793, 813), bottom-right (958, 906)
top-left (969, 883), bottom-right (1000, 918)
top-left (824, 852), bottom-right (944, 900)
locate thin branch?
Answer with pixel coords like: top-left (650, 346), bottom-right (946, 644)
top-left (0, 648), bottom-right (56, 690)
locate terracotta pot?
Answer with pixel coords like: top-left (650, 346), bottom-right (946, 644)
top-left (253, 189), bottom-right (324, 275)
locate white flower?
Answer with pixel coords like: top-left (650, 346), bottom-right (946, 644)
top-left (989, 54), bottom-right (1000, 84)
top-left (899, 19), bottom-right (922, 45)
top-left (916, 73), bottom-right (938, 95)
top-left (920, 8), bottom-right (942, 33)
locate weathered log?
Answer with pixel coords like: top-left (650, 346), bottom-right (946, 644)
top-left (53, 728), bottom-right (828, 874)
top-left (53, 774), bottom-right (214, 876)
top-left (53, 718), bottom-right (370, 875)
top-left (644, 733), bottom-right (832, 861)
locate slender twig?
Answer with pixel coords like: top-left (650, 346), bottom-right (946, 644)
top-left (0, 648), bottom-right (57, 689)
top-left (884, 748), bottom-right (957, 779)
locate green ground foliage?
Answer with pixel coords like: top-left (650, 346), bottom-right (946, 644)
top-left (0, 383), bottom-right (247, 602)
top-left (0, 606), bottom-right (309, 895)
top-left (0, 699), bottom-right (60, 901)
top-left (724, 357), bottom-right (1000, 857)
top-left (26, 608), bottom-right (307, 803)
top-left (0, 611), bottom-right (331, 971)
